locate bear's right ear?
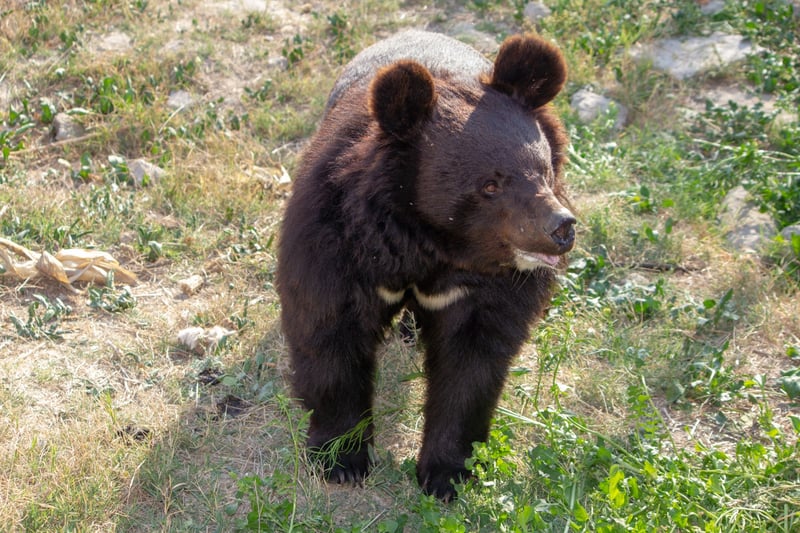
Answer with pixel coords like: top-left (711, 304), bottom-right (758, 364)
top-left (489, 34), bottom-right (567, 110)
top-left (369, 60), bottom-right (437, 140)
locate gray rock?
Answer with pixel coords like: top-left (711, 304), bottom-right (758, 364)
top-left (167, 90), bottom-right (194, 110)
top-left (445, 22), bottom-right (499, 54)
top-left (631, 32), bottom-right (761, 79)
top-left (570, 87), bottom-right (628, 129)
top-left (720, 186), bottom-right (777, 253)
top-left (51, 113), bottom-right (85, 142)
top-left (129, 159), bottom-right (166, 187)
top-left (209, 0), bottom-right (267, 12)
top-left (694, 86), bottom-right (778, 111)
top-left (700, 0), bottom-right (726, 15)
top-left (92, 31), bottom-right (132, 53)
top-left (680, 85), bottom-right (797, 129)
top-left (267, 56), bottom-right (289, 71)
top-left (523, 2), bottom-right (552, 23)
top-left (781, 223), bottom-right (800, 242)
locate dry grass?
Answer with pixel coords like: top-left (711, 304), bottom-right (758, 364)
top-left (1, 0), bottom-right (798, 530)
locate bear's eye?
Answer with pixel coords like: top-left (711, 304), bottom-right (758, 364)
top-left (482, 180), bottom-right (501, 197)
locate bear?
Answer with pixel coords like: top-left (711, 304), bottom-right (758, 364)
top-left (275, 29), bottom-right (575, 501)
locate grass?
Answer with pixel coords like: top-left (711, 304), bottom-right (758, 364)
top-left (1, 0), bottom-right (799, 531)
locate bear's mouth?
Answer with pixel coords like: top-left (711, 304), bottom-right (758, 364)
top-left (513, 249), bottom-right (560, 271)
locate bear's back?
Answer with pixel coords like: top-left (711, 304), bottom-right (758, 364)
top-left (326, 30), bottom-right (492, 112)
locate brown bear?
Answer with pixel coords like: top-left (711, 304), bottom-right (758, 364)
top-left (275, 29), bottom-right (575, 501)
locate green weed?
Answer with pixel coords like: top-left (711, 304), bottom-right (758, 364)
top-left (87, 275), bottom-right (136, 313)
top-left (9, 294), bottom-right (72, 340)
top-left (281, 34), bottom-right (309, 67)
top-left (326, 12), bottom-right (356, 63)
top-left (2, 0), bottom-right (799, 530)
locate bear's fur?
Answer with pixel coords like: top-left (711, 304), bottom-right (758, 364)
top-left (276, 30), bottom-right (575, 500)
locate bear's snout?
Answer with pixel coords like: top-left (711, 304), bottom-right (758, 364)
top-left (547, 212), bottom-right (577, 250)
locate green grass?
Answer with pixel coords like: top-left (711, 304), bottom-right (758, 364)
top-left (1, 0), bottom-right (799, 531)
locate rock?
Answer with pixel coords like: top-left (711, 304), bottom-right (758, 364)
top-left (209, 0), bottom-right (267, 12)
top-left (720, 186), bottom-right (777, 253)
top-left (51, 113), bottom-right (85, 142)
top-left (267, 56), bottom-right (289, 71)
top-left (699, 0), bottom-right (726, 15)
top-left (631, 32), bottom-right (761, 80)
top-left (178, 274), bottom-right (205, 296)
top-left (161, 39), bottom-right (185, 54)
top-left (781, 223), bottom-right (800, 242)
top-left (523, 2), bottom-right (552, 23)
top-left (445, 22), bottom-right (499, 54)
top-left (92, 31), bottom-right (132, 54)
top-left (167, 90), bottom-right (194, 110)
top-left (681, 85), bottom-right (797, 129)
top-left (128, 159), bottom-right (166, 186)
top-left (570, 87), bottom-right (628, 129)
top-left (692, 86), bottom-right (778, 112)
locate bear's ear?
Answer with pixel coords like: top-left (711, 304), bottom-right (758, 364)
top-left (489, 34), bottom-right (567, 110)
top-left (369, 60), bottom-right (437, 140)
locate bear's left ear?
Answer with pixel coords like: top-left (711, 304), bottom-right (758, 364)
top-left (489, 34), bottom-right (567, 110)
top-left (370, 60), bottom-right (437, 140)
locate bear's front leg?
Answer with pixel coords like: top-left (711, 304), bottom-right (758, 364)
top-left (287, 315), bottom-right (384, 485)
top-left (414, 293), bottom-right (537, 501)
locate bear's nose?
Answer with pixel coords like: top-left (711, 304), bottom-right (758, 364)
top-left (549, 214), bottom-right (576, 249)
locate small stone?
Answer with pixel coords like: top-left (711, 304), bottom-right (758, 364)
top-left (93, 31), bottom-right (132, 53)
top-left (780, 223), bottom-right (800, 242)
top-left (51, 113), bottom-right (85, 142)
top-left (128, 159), bottom-right (165, 187)
top-left (208, 0), bottom-right (266, 13)
top-left (167, 90), bottom-right (194, 110)
top-left (446, 22), bottom-right (499, 54)
top-left (699, 0), bottom-right (726, 15)
top-left (178, 274), bottom-right (205, 296)
top-left (720, 186), bottom-right (777, 253)
top-left (267, 56), bottom-right (289, 71)
top-left (523, 2), bottom-right (552, 23)
top-left (570, 87), bottom-right (628, 129)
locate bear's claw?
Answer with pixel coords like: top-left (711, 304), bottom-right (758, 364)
top-left (310, 446), bottom-right (372, 486)
top-left (418, 465), bottom-right (472, 502)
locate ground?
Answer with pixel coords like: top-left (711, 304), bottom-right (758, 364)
top-left (0, 0), bottom-right (798, 531)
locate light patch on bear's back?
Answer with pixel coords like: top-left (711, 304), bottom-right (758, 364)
top-left (376, 285), bottom-right (470, 311)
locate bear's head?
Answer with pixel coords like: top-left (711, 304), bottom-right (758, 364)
top-left (368, 34), bottom-right (576, 273)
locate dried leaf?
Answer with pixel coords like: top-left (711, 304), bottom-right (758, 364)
top-left (56, 248), bottom-right (138, 285)
top-left (0, 248), bottom-right (39, 278)
top-left (0, 237), bottom-right (37, 260)
top-left (37, 250), bottom-right (71, 285)
top-left (0, 238), bottom-right (137, 288)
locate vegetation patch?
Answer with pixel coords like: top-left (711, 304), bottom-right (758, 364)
top-left (1, 0), bottom-right (798, 531)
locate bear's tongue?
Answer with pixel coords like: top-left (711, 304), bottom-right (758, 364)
top-left (531, 253), bottom-right (559, 266)
top-left (514, 249), bottom-right (560, 270)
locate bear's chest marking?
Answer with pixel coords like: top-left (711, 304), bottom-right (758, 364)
top-left (377, 285), bottom-right (470, 311)
top-left (376, 286), bottom-right (406, 305)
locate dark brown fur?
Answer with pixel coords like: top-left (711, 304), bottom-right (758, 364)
top-left (275, 30), bottom-right (575, 501)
